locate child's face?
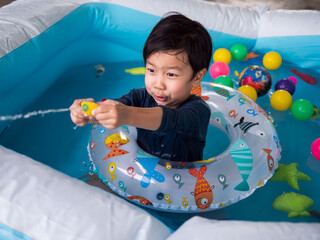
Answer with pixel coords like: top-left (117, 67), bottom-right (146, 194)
top-left (145, 51), bottom-right (200, 109)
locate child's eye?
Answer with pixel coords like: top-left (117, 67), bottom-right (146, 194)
top-left (147, 68), bottom-right (155, 73)
top-left (167, 73), bottom-right (177, 77)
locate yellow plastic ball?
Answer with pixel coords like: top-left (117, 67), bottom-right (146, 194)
top-left (263, 51), bottom-right (282, 70)
top-left (238, 85), bottom-right (258, 101)
top-left (270, 90), bottom-right (292, 111)
top-left (213, 48), bottom-right (232, 64)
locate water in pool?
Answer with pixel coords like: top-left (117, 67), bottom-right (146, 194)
top-left (0, 58), bottom-right (319, 229)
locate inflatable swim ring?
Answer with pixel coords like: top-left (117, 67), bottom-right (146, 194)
top-left (88, 83), bottom-right (281, 212)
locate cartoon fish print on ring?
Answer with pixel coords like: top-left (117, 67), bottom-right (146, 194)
top-left (234, 116), bottom-right (259, 134)
top-left (127, 196), bottom-right (153, 206)
top-left (229, 138), bottom-right (253, 191)
top-left (191, 85), bottom-right (209, 101)
top-left (218, 174), bottom-right (229, 190)
top-left (104, 133), bottom-right (129, 160)
top-left (136, 150), bottom-right (165, 188)
top-left (262, 148), bottom-right (275, 172)
top-left (189, 166), bottom-right (214, 210)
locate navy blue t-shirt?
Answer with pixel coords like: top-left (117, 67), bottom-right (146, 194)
top-left (115, 88), bottom-right (210, 162)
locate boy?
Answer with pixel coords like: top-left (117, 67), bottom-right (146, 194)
top-left (70, 13), bottom-right (212, 162)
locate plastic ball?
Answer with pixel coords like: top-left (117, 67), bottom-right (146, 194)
top-left (238, 85), bottom-right (257, 101)
top-left (290, 99), bottom-right (314, 121)
top-left (270, 90), bottom-right (292, 111)
top-left (288, 76), bottom-right (298, 85)
top-left (209, 61), bottom-right (230, 79)
top-left (275, 78), bottom-right (296, 95)
top-left (213, 48), bottom-right (232, 64)
top-left (311, 138), bottom-right (320, 160)
top-left (230, 43), bottom-right (248, 61)
top-left (238, 65), bottom-right (272, 97)
top-left (263, 51), bottom-right (282, 70)
top-left (214, 75), bottom-right (234, 88)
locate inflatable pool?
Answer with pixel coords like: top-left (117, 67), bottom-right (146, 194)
top-left (0, 0), bottom-right (319, 239)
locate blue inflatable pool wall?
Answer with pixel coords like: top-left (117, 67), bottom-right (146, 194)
top-left (1, 2), bottom-right (320, 134)
top-left (0, 0), bottom-right (319, 239)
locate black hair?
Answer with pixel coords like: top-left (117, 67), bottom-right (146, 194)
top-left (143, 12), bottom-right (213, 78)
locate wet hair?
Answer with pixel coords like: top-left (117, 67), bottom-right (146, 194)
top-left (143, 12), bottom-right (213, 78)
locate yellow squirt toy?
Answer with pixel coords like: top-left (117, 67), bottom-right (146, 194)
top-left (81, 101), bottom-right (99, 117)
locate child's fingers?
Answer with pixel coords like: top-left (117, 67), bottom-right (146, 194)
top-left (70, 112), bottom-right (88, 126)
top-left (71, 109), bottom-right (87, 119)
top-left (70, 98), bottom-right (95, 109)
top-left (91, 104), bottom-right (111, 116)
top-left (97, 118), bottom-right (118, 130)
top-left (70, 98), bottom-right (96, 116)
top-left (69, 98), bottom-right (96, 126)
top-left (93, 99), bottom-right (119, 113)
top-left (101, 99), bottom-right (118, 106)
top-left (94, 99), bottom-right (118, 112)
top-left (91, 110), bottom-right (111, 122)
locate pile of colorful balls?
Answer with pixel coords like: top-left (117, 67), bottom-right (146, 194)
top-left (209, 44), bottom-right (320, 161)
top-left (209, 46), bottom-right (317, 120)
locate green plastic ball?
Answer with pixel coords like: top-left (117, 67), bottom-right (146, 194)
top-left (214, 75), bottom-right (234, 88)
top-left (230, 43), bottom-right (248, 61)
top-left (290, 99), bottom-right (314, 121)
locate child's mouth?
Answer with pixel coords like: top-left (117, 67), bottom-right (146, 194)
top-left (154, 95), bottom-right (167, 102)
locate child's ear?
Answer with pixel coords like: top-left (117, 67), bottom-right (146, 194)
top-left (192, 68), bottom-right (207, 87)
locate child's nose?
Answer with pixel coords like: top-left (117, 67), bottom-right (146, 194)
top-left (155, 76), bottom-right (165, 89)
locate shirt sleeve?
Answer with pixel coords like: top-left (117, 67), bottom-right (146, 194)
top-left (113, 88), bottom-right (147, 107)
top-left (155, 97), bottom-right (210, 139)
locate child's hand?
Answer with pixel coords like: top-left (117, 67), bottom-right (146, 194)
top-left (92, 100), bottom-right (128, 129)
top-left (70, 98), bottom-right (96, 126)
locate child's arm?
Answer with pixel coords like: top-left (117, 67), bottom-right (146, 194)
top-left (91, 99), bottom-right (163, 130)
